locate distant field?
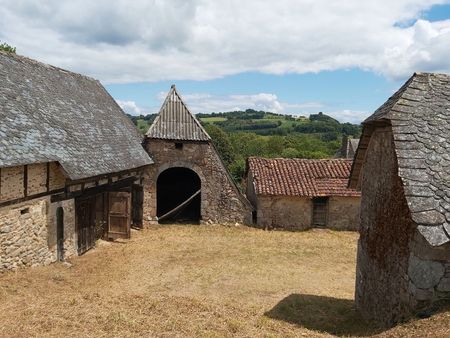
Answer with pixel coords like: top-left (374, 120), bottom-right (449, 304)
top-left (199, 116), bottom-right (228, 122)
top-left (1, 225), bottom-right (448, 337)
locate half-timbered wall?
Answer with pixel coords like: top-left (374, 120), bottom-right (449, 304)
top-left (0, 162), bottom-right (66, 203)
top-left (1, 161), bottom-right (142, 272)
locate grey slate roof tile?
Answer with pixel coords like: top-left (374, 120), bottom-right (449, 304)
top-left (350, 72), bottom-right (450, 246)
top-left (0, 51), bottom-right (153, 180)
top-left (146, 85), bottom-right (210, 141)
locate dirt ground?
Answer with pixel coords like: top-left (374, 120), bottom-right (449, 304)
top-left (0, 225), bottom-right (449, 337)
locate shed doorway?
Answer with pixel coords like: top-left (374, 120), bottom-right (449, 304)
top-left (312, 197), bottom-right (329, 227)
top-left (157, 167), bottom-right (201, 223)
top-left (56, 207), bottom-right (64, 261)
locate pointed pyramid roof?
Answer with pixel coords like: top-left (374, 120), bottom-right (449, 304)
top-left (146, 85), bottom-right (211, 141)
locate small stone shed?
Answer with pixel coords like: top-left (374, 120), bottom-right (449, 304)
top-left (143, 85), bottom-right (252, 224)
top-left (335, 135), bottom-right (359, 159)
top-left (0, 51), bottom-right (153, 271)
top-left (246, 157), bottom-right (360, 230)
top-left (349, 72), bottom-right (450, 327)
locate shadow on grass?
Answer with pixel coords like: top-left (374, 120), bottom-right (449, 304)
top-left (265, 294), bottom-right (385, 336)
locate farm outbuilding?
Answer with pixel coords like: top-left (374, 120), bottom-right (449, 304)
top-left (246, 157), bottom-right (360, 230)
top-left (349, 72), bottom-right (450, 327)
top-left (142, 85), bottom-right (252, 224)
top-left (335, 135), bottom-right (359, 159)
top-left (0, 51), bottom-right (153, 271)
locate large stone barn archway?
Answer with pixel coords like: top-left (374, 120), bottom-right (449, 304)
top-left (142, 85), bottom-right (253, 225)
top-left (156, 167), bottom-right (201, 223)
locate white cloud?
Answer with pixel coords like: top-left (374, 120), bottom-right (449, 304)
top-left (122, 90), bottom-right (365, 122)
top-left (326, 110), bottom-right (370, 124)
top-left (116, 100), bottom-right (148, 115)
top-left (177, 92), bottom-right (322, 115)
top-left (1, 1), bottom-right (450, 83)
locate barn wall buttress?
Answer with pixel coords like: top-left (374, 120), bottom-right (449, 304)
top-left (356, 126), bottom-right (415, 327)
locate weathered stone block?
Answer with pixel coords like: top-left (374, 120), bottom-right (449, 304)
top-left (437, 277), bottom-right (450, 292)
top-left (408, 255), bottom-right (445, 289)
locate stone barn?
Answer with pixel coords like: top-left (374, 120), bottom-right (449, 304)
top-left (349, 72), bottom-right (450, 327)
top-left (0, 51), bottom-right (153, 271)
top-left (246, 157), bottom-right (360, 230)
top-left (142, 85), bottom-right (252, 224)
top-left (335, 135), bottom-right (359, 159)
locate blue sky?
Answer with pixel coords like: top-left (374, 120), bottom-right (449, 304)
top-left (1, 1), bottom-right (450, 123)
top-left (105, 2), bottom-right (450, 123)
top-left (106, 70), bottom-right (401, 122)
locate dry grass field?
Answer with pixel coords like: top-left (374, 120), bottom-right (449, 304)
top-left (0, 225), bottom-right (449, 337)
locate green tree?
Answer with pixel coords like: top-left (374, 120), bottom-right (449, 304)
top-left (0, 42), bottom-right (16, 53)
top-left (205, 124), bottom-right (235, 166)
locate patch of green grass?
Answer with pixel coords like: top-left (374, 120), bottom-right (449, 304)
top-left (200, 117), bottom-right (228, 122)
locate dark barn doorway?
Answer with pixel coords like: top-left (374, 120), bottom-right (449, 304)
top-left (56, 207), bottom-right (64, 261)
top-left (157, 167), bottom-right (201, 223)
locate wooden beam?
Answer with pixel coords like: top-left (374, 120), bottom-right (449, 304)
top-left (23, 165), bottom-right (28, 198)
top-left (51, 177), bottom-right (136, 203)
top-left (46, 162), bottom-right (50, 192)
top-left (0, 188), bottom-right (65, 208)
top-left (158, 189), bottom-right (201, 222)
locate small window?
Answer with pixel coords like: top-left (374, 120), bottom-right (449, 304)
top-left (312, 197), bottom-right (328, 226)
top-left (20, 207), bottom-right (30, 215)
top-left (175, 143), bottom-right (183, 149)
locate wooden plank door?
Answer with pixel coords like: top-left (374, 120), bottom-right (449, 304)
top-left (132, 184), bottom-right (144, 228)
top-left (107, 191), bottom-right (131, 240)
top-left (76, 196), bottom-right (96, 255)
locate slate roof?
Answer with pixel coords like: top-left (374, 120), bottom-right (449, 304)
top-left (349, 72), bottom-right (450, 246)
top-left (349, 138), bottom-right (359, 154)
top-left (247, 157), bottom-right (360, 197)
top-left (0, 51), bottom-right (153, 180)
top-left (335, 136), bottom-right (360, 158)
top-left (146, 85), bottom-right (210, 141)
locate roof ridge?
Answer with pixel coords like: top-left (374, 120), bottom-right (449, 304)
top-left (146, 85), bottom-right (210, 141)
top-left (363, 72), bottom-right (435, 124)
top-left (0, 50), bottom-right (99, 83)
top-left (171, 86), bottom-right (211, 139)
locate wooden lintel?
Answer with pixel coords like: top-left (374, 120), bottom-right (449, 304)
top-left (0, 188), bottom-right (65, 209)
top-left (23, 165), bottom-right (28, 198)
top-left (51, 177), bottom-right (137, 203)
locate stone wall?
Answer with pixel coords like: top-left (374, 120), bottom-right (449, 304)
top-left (255, 195), bottom-right (312, 230)
top-left (328, 196), bottom-right (360, 230)
top-left (143, 139), bottom-right (252, 224)
top-left (254, 195), bottom-right (360, 231)
top-left (0, 162), bottom-right (66, 202)
top-left (48, 162), bottom-right (66, 191)
top-left (0, 196), bottom-right (77, 272)
top-left (245, 168), bottom-right (257, 207)
top-left (408, 231), bottom-right (450, 309)
top-left (47, 199), bottom-right (77, 258)
top-left (356, 126), bottom-right (416, 327)
top-left (0, 166), bottom-right (24, 201)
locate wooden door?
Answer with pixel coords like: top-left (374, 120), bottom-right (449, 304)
top-left (312, 197), bottom-right (328, 226)
top-left (107, 191), bottom-right (131, 240)
top-left (76, 196), bottom-right (96, 255)
top-left (132, 184), bottom-right (144, 228)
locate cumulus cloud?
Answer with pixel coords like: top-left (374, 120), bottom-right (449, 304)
top-left (116, 100), bottom-right (149, 115)
top-left (326, 110), bottom-right (371, 124)
top-left (1, 1), bottom-right (450, 83)
top-left (123, 90), bottom-right (363, 122)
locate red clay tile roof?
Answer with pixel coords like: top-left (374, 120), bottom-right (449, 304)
top-left (247, 157), bottom-right (360, 197)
